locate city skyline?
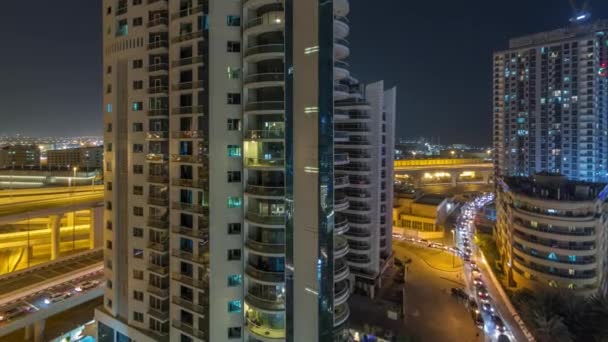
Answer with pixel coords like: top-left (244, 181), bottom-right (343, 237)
top-left (3, 1), bottom-right (608, 144)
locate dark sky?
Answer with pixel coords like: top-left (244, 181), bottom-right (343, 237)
top-left (1, 1), bottom-right (607, 144)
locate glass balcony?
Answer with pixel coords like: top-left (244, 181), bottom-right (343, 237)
top-left (147, 175), bottom-right (169, 184)
top-left (147, 40), bottom-right (169, 50)
top-left (147, 284), bottom-right (169, 298)
top-left (147, 62), bottom-right (169, 72)
top-left (172, 272), bottom-right (208, 290)
top-left (147, 108), bottom-right (169, 116)
top-left (334, 279), bottom-right (349, 305)
top-left (147, 217), bottom-right (169, 229)
top-left (245, 284), bottom-right (285, 311)
top-left (334, 303), bottom-right (350, 327)
top-left (173, 80), bottom-right (205, 90)
top-left (172, 225), bottom-right (208, 240)
top-left (334, 260), bottom-right (349, 282)
top-left (147, 262), bottom-right (169, 275)
top-left (244, 73), bottom-right (285, 86)
top-left (172, 248), bottom-right (209, 265)
top-left (335, 174), bottom-right (349, 187)
top-left (147, 17), bottom-right (168, 28)
top-left (172, 296), bottom-right (207, 315)
top-left (172, 105), bottom-right (205, 115)
top-left (245, 12), bottom-right (285, 30)
top-left (334, 153), bottom-right (349, 165)
top-left (147, 196), bottom-right (169, 207)
top-left (245, 129), bottom-right (285, 140)
top-left (245, 44), bottom-right (284, 58)
top-left (147, 307), bottom-right (169, 321)
top-left (171, 154), bottom-right (207, 164)
top-left (245, 184), bottom-right (285, 197)
top-left (246, 238), bottom-right (285, 255)
top-left (334, 236), bottom-right (349, 258)
top-left (147, 85), bottom-right (169, 94)
top-left (147, 241), bottom-right (169, 252)
top-left (335, 215), bottom-right (349, 234)
top-left (172, 178), bottom-right (207, 189)
top-left (146, 153), bottom-right (169, 162)
top-left (172, 55), bottom-right (204, 67)
top-left (245, 307), bottom-right (286, 339)
top-left (172, 202), bottom-right (209, 215)
top-left (245, 101), bottom-right (284, 112)
top-left (245, 157), bottom-right (284, 168)
top-left (246, 264), bottom-right (284, 283)
top-left (146, 131), bottom-right (169, 140)
top-left (172, 5), bottom-right (205, 19)
top-left (172, 130), bottom-right (205, 139)
top-left (172, 320), bottom-right (206, 340)
top-left (245, 212), bottom-right (285, 226)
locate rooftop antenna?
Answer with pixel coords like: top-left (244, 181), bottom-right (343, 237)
top-left (569, 0), bottom-right (591, 23)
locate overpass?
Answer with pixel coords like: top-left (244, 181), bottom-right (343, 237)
top-left (394, 158), bottom-right (493, 187)
top-left (0, 249), bottom-right (104, 341)
top-left (0, 186), bottom-right (105, 341)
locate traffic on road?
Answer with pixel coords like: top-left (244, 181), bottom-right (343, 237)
top-left (0, 270), bottom-right (103, 327)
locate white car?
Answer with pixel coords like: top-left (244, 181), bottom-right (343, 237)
top-left (44, 291), bottom-right (72, 304)
top-left (0, 305), bottom-right (30, 321)
top-left (75, 280), bottom-right (99, 292)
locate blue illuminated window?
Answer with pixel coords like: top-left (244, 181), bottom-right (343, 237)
top-left (228, 197), bottom-right (242, 208)
top-left (117, 19), bottom-right (128, 37)
top-left (107, 104), bottom-right (113, 113)
top-left (132, 102), bottom-right (143, 111)
top-left (228, 300), bottom-right (242, 313)
top-left (548, 253), bottom-right (557, 261)
top-left (568, 255), bottom-right (577, 262)
top-left (517, 118), bottom-right (525, 124)
top-left (228, 274), bottom-right (242, 286)
top-left (227, 145), bottom-right (241, 157)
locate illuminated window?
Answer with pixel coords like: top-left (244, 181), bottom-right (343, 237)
top-left (228, 197), bottom-right (242, 208)
top-left (227, 274), bottom-right (242, 286)
top-left (227, 145), bottom-right (241, 157)
top-left (226, 67), bottom-right (240, 80)
top-left (568, 255), bottom-right (577, 262)
top-left (228, 300), bottom-right (242, 313)
top-left (107, 104), bottom-right (113, 113)
top-left (117, 19), bottom-right (128, 36)
top-left (132, 102), bottom-right (143, 111)
top-left (548, 253), bottom-right (557, 261)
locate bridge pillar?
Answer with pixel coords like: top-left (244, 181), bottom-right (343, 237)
top-left (49, 215), bottom-right (62, 260)
top-left (24, 319), bottom-right (44, 342)
top-left (482, 171), bottom-right (491, 184)
top-left (450, 171), bottom-right (459, 187)
top-left (89, 206), bottom-right (103, 249)
top-left (66, 211), bottom-right (75, 228)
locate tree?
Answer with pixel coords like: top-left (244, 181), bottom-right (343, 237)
top-left (533, 311), bottom-right (573, 342)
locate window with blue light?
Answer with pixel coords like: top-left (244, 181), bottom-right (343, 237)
top-left (107, 104), bottom-right (113, 113)
top-left (227, 145), bottom-right (241, 157)
top-left (228, 300), bottom-right (242, 313)
top-left (228, 274), bottom-right (242, 286)
top-left (548, 252), bottom-right (557, 261)
top-left (568, 255), bottom-right (577, 262)
top-left (227, 197), bottom-right (242, 208)
top-left (132, 102), bottom-right (143, 111)
top-left (227, 15), bottom-right (241, 27)
top-left (117, 19), bottom-right (128, 37)
top-left (517, 118), bottom-right (525, 124)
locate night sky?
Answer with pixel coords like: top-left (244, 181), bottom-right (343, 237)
top-left (1, 1), bottom-right (607, 145)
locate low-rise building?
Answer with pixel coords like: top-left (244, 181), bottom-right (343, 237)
top-left (393, 193), bottom-right (456, 239)
top-left (0, 145), bottom-right (40, 168)
top-left (496, 174), bottom-right (608, 297)
top-left (47, 146), bottom-right (103, 170)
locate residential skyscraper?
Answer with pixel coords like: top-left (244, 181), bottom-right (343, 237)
top-left (97, 0), bottom-right (395, 341)
top-left (493, 20), bottom-right (608, 182)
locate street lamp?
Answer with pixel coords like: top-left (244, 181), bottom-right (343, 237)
top-left (450, 150), bottom-right (455, 157)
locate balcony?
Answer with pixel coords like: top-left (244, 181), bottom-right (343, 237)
top-left (245, 212), bottom-right (285, 227)
top-left (244, 101), bottom-right (284, 113)
top-left (173, 55), bottom-right (204, 67)
top-left (246, 264), bottom-right (284, 283)
top-left (147, 85), bottom-right (169, 94)
top-left (172, 105), bottom-right (205, 115)
top-left (334, 236), bottom-right (349, 259)
top-left (172, 130), bottom-right (205, 139)
top-left (146, 131), bottom-right (169, 140)
top-left (172, 202), bottom-right (209, 215)
top-left (172, 272), bottom-right (208, 290)
top-left (513, 233), bottom-right (596, 256)
top-left (345, 227), bottom-right (371, 238)
top-left (172, 31), bottom-right (204, 43)
top-left (334, 303), bottom-right (350, 327)
top-left (334, 260), bottom-right (349, 282)
top-left (148, 40), bottom-right (169, 50)
top-left (245, 129), bottom-right (284, 140)
top-left (245, 184), bottom-right (285, 197)
top-left (172, 249), bottom-right (209, 265)
top-left (334, 280), bottom-right (349, 305)
top-left (246, 238), bottom-right (285, 255)
top-left (245, 157), bottom-right (284, 169)
top-left (146, 153), bottom-right (169, 163)
top-left (245, 13), bottom-right (285, 31)
top-left (147, 262), bottom-right (169, 275)
top-left (171, 154), bottom-right (207, 164)
top-left (147, 307), bottom-right (169, 321)
top-left (147, 241), bottom-right (169, 252)
top-left (244, 73), bottom-right (284, 87)
top-left (334, 153), bottom-right (349, 165)
top-left (147, 108), bottom-right (169, 116)
top-left (172, 296), bottom-right (207, 315)
top-left (173, 80), bottom-right (205, 91)
top-left (244, 44), bottom-right (285, 59)
top-left (147, 63), bottom-right (169, 72)
top-left (147, 175), bottom-right (169, 184)
top-left (147, 17), bottom-right (168, 28)
top-left (335, 174), bottom-right (349, 188)
top-left (172, 225), bottom-right (208, 240)
top-left (172, 5), bottom-right (205, 20)
top-left (245, 290), bottom-right (285, 312)
top-left (148, 217), bottom-right (169, 229)
top-left (147, 284), bottom-right (169, 298)
top-left (172, 320), bottom-right (206, 340)
top-left (246, 317), bottom-right (285, 340)
top-left (116, 6), bottom-right (127, 15)
top-left (334, 215), bottom-right (349, 235)
top-left (334, 194), bottom-right (349, 212)
top-left (172, 178), bottom-right (207, 189)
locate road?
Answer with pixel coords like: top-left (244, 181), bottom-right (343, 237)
top-left (0, 186), bottom-right (103, 219)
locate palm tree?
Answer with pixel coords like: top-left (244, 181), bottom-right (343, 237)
top-left (578, 294), bottom-right (608, 341)
top-left (533, 311), bottom-right (573, 342)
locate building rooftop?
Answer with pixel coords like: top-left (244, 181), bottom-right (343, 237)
top-left (506, 19), bottom-right (608, 49)
top-left (501, 174), bottom-right (608, 202)
top-left (414, 194), bottom-right (448, 206)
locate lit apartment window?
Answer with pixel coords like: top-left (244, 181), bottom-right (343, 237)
top-left (106, 104), bottom-right (113, 113)
top-left (227, 197), bottom-right (242, 208)
top-left (228, 274), bottom-right (242, 286)
top-left (226, 67), bottom-right (240, 79)
top-left (227, 145), bottom-right (241, 157)
top-left (226, 15), bottom-right (241, 27)
top-left (117, 19), bottom-right (128, 37)
top-left (228, 300), bottom-right (242, 313)
top-left (132, 102), bottom-right (143, 111)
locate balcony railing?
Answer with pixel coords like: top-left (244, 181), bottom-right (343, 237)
top-left (245, 14), bottom-right (285, 30)
top-left (172, 5), bottom-right (205, 20)
top-left (172, 320), bottom-right (206, 340)
top-left (245, 101), bottom-right (284, 112)
top-left (245, 291), bottom-right (285, 311)
top-left (147, 262), bottom-right (169, 275)
top-left (146, 153), bottom-right (169, 162)
top-left (173, 55), bottom-right (204, 67)
top-left (172, 248), bottom-right (209, 265)
top-left (147, 63), bottom-right (169, 72)
top-left (245, 157), bottom-right (284, 168)
top-left (147, 196), bottom-right (169, 207)
top-left (172, 272), bottom-right (208, 290)
top-left (172, 202), bottom-right (209, 214)
top-left (146, 131), bottom-right (169, 139)
top-left (173, 80), bottom-right (205, 90)
top-left (171, 178), bottom-right (207, 189)
top-left (147, 17), bottom-right (168, 28)
top-left (245, 264), bottom-right (284, 283)
top-left (244, 44), bottom-right (284, 58)
top-left (147, 217), bottom-right (169, 229)
top-left (172, 130), bottom-right (205, 139)
top-left (147, 307), bottom-right (169, 321)
top-left (171, 154), bottom-right (207, 164)
top-left (244, 73), bottom-right (284, 85)
top-left (148, 40), bottom-right (169, 50)
top-left (147, 284), bottom-right (169, 298)
top-left (147, 241), bottom-right (169, 252)
top-left (172, 225), bottom-right (208, 240)
top-left (147, 108), bottom-right (169, 116)
top-left (172, 105), bottom-right (205, 115)
top-left (172, 296), bottom-right (207, 315)
top-left (147, 86), bottom-right (169, 94)
top-left (172, 30), bottom-right (204, 43)
top-left (245, 184), bottom-right (285, 197)
top-left (245, 129), bottom-right (284, 140)
top-left (335, 174), bottom-right (349, 187)
top-left (245, 212), bottom-right (285, 226)
top-left (147, 175), bottom-right (169, 184)
top-left (246, 239), bottom-right (285, 254)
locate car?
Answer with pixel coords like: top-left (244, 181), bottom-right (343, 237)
top-left (477, 288), bottom-right (489, 299)
top-left (419, 239), bottom-right (429, 246)
top-left (0, 305), bottom-right (30, 321)
top-left (474, 313), bottom-right (484, 329)
top-left (74, 280), bottom-right (99, 292)
top-left (44, 291), bottom-right (72, 304)
top-left (493, 315), bottom-right (506, 332)
top-left (469, 299), bottom-right (479, 314)
top-left (473, 276), bottom-right (484, 286)
top-left (451, 287), bottom-right (468, 300)
top-left (472, 269), bottom-right (481, 278)
top-left (482, 302), bottom-right (494, 313)
top-left (463, 255), bottom-right (471, 262)
top-left (430, 243), bottom-right (444, 249)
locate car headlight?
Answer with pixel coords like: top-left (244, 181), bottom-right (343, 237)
top-left (44, 299), bottom-right (51, 304)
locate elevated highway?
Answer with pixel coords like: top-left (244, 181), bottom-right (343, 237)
top-left (394, 158), bottom-right (493, 187)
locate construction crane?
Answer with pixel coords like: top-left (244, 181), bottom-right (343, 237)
top-left (569, 0), bottom-right (591, 23)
